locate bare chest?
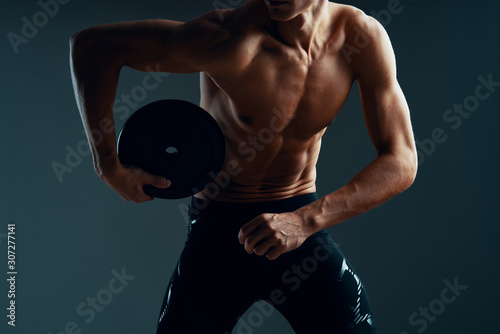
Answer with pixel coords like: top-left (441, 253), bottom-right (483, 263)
top-left (202, 40), bottom-right (353, 140)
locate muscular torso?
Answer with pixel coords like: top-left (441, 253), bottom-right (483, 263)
top-left (195, 2), bottom-right (355, 202)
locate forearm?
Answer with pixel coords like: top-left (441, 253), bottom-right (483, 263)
top-left (297, 150), bottom-right (417, 232)
top-left (70, 32), bottom-right (123, 175)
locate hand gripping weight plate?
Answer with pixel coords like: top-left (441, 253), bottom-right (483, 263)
top-left (117, 99), bottom-right (226, 199)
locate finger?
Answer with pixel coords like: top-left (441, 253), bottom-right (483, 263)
top-left (266, 247), bottom-right (282, 261)
top-left (138, 192), bottom-right (155, 203)
top-left (244, 230), bottom-right (270, 254)
top-left (253, 237), bottom-right (276, 256)
top-left (139, 183), bottom-right (157, 202)
top-left (142, 171), bottom-right (171, 189)
top-left (120, 195), bottom-right (131, 202)
top-left (130, 180), bottom-right (155, 203)
top-left (151, 176), bottom-right (171, 189)
top-left (116, 189), bottom-right (131, 202)
top-left (238, 215), bottom-right (265, 244)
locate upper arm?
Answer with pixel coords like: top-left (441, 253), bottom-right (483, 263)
top-left (70, 12), bottom-right (232, 74)
top-left (345, 11), bottom-right (416, 161)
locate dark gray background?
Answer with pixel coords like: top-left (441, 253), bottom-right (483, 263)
top-left (1, 0), bottom-right (499, 333)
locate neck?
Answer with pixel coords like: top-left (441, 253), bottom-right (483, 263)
top-left (273, 0), bottom-right (330, 55)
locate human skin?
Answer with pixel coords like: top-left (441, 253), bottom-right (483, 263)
top-left (70, 0), bottom-right (418, 260)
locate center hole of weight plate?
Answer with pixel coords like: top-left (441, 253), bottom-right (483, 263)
top-left (165, 146), bottom-right (179, 155)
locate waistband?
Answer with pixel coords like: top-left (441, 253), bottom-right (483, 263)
top-left (188, 192), bottom-right (319, 221)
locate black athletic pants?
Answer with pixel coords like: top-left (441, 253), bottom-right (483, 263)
top-left (156, 193), bottom-right (376, 333)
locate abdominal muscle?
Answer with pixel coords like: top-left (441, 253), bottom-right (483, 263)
top-left (194, 43), bottom-right (338, 202)
top-left (193, 111), bottom-right (325, 202)
top-left (193, 154), bottom-right (319, 202)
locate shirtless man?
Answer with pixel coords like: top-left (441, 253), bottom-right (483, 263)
top-left (70, 0), bottom-right (417, 332)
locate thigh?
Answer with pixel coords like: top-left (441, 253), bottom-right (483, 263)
top-left (156, 230), bottom-right (260, 334)
top-left (269, 232), bottom-right (376, 334)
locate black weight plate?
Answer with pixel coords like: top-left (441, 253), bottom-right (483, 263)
top-left (117, 99), bottom-right (226, 199)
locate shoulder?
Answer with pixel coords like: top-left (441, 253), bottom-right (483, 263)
top-left (331, 3), bottom-right (395, 81)
top-left (329, 3), bottom-right (387, 44)
top-left (173, 4), bottom-right (260, 74)
top-left (176, 10), bottom-right (233, 46)
top-left (178, 4), bottom-right (259, 51)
